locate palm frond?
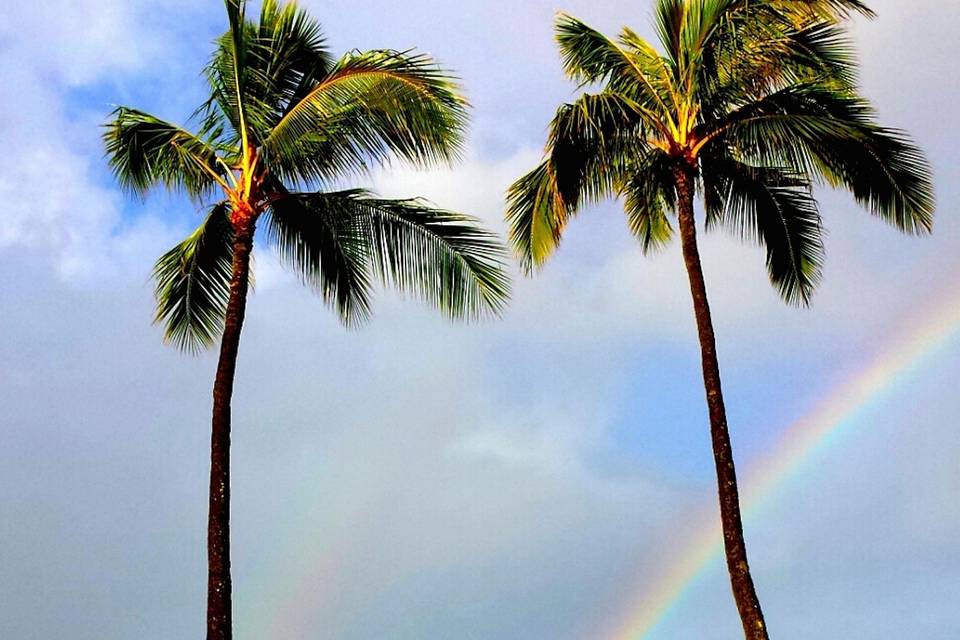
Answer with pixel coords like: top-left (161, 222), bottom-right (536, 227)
top-left (263, 49), bottom-right (467, 177)
top-left (784, 0), bottom-right (875, 20)
top-left (263, 184), bottom-right (374, 324)
top-left (555, 14), bottom-right (677, 121)
top-left (252, 0), bottom-right (332, 108)
top-left (358, 193), bottom-right (510, 319)
top-left (506, 92), bottom-right (646, 271)
top-left (621, 149), bottom-right (677, 253)
top-left (703, 154), bottom-right (824, 304)
top-left (718, 83), bottom-right (935, 233)
top-left (103, 107), bottom-right (226, 199)
top-left (505, 161), bottom-right (569, 273)
top-left (549, 92), bottom-right (648, 207)
top-left (153, 203), bottom-right (236, 352)
top-left (267, 189), bottom-right (509, 323)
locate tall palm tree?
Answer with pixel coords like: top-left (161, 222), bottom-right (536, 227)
top-left (104, 1), bottom-right (509, 638)
top-left (506, 1), bottom-right (933, 637)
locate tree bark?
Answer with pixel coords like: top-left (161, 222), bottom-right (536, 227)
top-left (207, 220), bottom-right (255, 640)
top-left (674, 166), bottom-right (769, 639)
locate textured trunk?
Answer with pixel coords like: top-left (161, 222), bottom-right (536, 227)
top-left (207, 220), bottom-right (254, 640)
top-left (674, 167), bottom-right (769, 639)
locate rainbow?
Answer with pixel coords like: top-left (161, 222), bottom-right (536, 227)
top-left (607, 290), bottom-right (960, 640)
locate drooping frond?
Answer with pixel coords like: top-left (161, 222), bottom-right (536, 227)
top-left (506, 161), bottom-right (568, 272)
top-left (621, 149), bottom-right (677, 253)
top-left (548, 92), bottom-right (648, 207)
top-left (716, 83), bottom-right (935, 233)
top-left (266, 189), bottom-right (510, 323)
top-left (263, 49), bottom-right (468, 181)
top-left (703, 153), bottom-right (823, 304)
top-left (103, 107), bottom-right (227, 199)
top-left (153, 203), bottom-right (236, 352)
top-left (264, 185), bottom-right (374, 324)
top-left (506, 91), bottom-right (645, 270)
top-left (358, 193), bottom-right (510, 319)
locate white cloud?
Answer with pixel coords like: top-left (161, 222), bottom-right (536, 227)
top-left (0, 1), bottom-right (209, 283)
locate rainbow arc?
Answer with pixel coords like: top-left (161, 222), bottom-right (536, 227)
top-left (608, 292), bottom-right (960, 639)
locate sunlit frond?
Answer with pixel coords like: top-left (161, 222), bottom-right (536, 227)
top-left (263, 49), bottom-right (467, 178)
top-left (555, 14), bottom-right (677, 120)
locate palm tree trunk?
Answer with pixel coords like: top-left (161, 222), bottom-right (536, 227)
top-left (673, 166), bottom-right (769, 640)
top-left (207, 219), bottom-right (255, 640)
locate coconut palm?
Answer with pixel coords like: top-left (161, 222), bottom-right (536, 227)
top-left (104, 1), bottom-right (509, 637)
top-left (506, 1), bottom-right (933, 637)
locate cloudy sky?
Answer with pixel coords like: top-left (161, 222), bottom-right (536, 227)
top-left (1, 1), bottom-right (958, 639)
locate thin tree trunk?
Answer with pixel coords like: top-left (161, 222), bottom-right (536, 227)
top-left (674, 166), bottom-right (769, 640)
top-left (207, 220), bottom-right (255, 640)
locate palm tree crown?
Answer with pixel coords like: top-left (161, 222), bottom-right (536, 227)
top-left (105, 0), bottom-right (509, 352)
top-left (508, 0), bottom-right (933, 303)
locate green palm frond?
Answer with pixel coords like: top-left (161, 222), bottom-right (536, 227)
top-left (263, 49), bottom-right (468, 179)
top-left (263, 185), bottom-right (374, 324)
top-left (252, 0), bottom-right (332, 108)
top-left (103, 108), bottom-right (227, 199)
top-left (359, 194), bottom-right (510, 319)
top-left (718, 83), bottom-right (935, 233)
top-left (267, 189), bottom-right (509, 323)
top-left (153, 203), bottom-right (236, 352)
top-left (506, 91), bottom-right (651, 271)
top-left (621, 149), bottom-right (677, 253)
top-left (703, 155), bottom-right (823, 304)
top-left (555, 14), bottom-right (677, 120)
top-left (653, 0), bottom-right (694, 78)
top-left (214, 0), bottom-right (259, 147)
top-left (505, 161), bottom-right (569, 272)
top-left (205, 0), bottom-right (334, 147)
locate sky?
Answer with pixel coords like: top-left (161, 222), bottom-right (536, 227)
top-left (0, 1), bottom-right (958, 639)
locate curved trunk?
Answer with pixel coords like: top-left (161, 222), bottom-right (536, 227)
top-left (674, 167), bottom-right (769, 639)
top-left (207, 220), bottom-right (255, 640)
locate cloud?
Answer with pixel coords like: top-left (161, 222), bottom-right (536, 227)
top-left (0, 1), bottom-right (215, 283)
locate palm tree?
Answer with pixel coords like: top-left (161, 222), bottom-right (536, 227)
top-left (104, 1), bottom-right (509, 638)
top-left (506, 1), bottom-right (933, 637)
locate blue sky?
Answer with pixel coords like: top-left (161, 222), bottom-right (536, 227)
top-left (0, 1), bottom-right (958, 639)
